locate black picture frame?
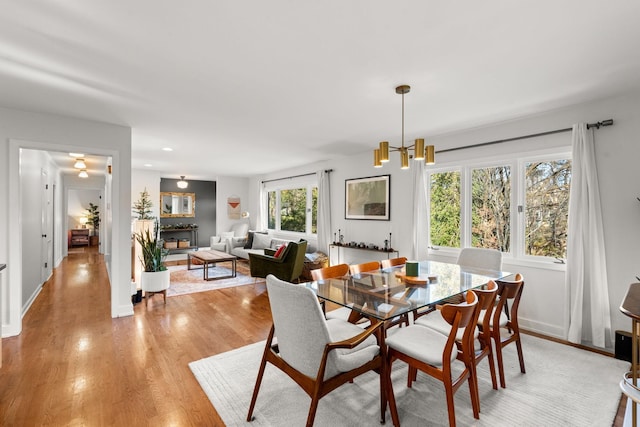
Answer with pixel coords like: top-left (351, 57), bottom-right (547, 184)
top-left (345, 175), bottom-right (390, 220)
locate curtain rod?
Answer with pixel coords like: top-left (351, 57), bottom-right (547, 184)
top-left (435, 119), bottom-right (614, 155)
top-left (261, 169), bottom-right (333, 184)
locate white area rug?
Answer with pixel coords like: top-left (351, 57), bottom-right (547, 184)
top-left (167, 264), bottom-right (263, 297)
top-left (189, 334), bottom-right (628, 426)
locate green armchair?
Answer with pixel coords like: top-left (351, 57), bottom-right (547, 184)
top-left (249, 240), bottom-right (308, 282)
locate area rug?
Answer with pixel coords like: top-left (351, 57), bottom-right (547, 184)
top-left (167, 264), bottom-right (264, 297)
top-left (189, 333), bottom-right (628, 426)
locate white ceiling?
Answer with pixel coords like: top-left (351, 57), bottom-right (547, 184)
top-left (2, 1), bottom-right (640, 179)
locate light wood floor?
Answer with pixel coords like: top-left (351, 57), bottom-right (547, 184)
top-left (0, 247), bottom-right (272, 426)
top-left (0, 247), bottom-right (627, 426)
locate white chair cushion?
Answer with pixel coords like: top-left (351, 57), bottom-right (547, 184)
top-left (478, 307), bottom-right (509, 328)
top-left (326, 306), bottom-right (370, 327)
top-left (415, 310), bottom-right (479, 341)
top-left (326, 318), bottom-right (379, 372)
top-left (221, 231), bottom-right (235, 240)
top-left (386, 325), bottom-right (456, 366)
top-left (210, 236), bottom-right (221, 244)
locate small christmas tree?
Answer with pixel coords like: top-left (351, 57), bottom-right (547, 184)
top-left (133, 188), bottom-right (154, 220)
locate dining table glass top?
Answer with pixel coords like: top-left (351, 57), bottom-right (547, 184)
top-left (303, 260), bottom-right (511, 322)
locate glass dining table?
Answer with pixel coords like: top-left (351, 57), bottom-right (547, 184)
top-left (302, 259), bottom-right (512, 426)
top-left (303, 260), bottom-right (511, 325)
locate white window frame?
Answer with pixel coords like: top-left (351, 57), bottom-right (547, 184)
top-left (263, 174), bottom-right (318, 238)
top-left (427, 147), bottom-right (571, 269)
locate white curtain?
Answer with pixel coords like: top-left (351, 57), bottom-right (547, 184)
top-left (317, 169), bottom-right (332, 254)
top-left (566, 123), bottom-right (611, 348)
top-left (257, 181), bottom-right (266, 231)
top-left (412, 161), bottom-right (429, 261)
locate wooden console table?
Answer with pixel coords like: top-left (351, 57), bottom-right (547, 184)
top-left (329, 244), bottom-right (399, 266)
top-left (160, 227), bottom-right (199, 252)
top-left (620, 283), bottom-right (640, 427)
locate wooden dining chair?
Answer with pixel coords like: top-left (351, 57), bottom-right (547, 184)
top-left (349, 261), bottom-right (381, 275)
top-left (310, 264), bottom-right (358, 323)
top-left (386, 292), bottom-right (480, 427)
top-left (489, 273), bottom-right (525, 388)
top-left (415, 281), bottom-right (499, 404)
top-left (380, 257), bottom-right (407, 269)
top-left (247, 275), bottom-right (390, 427)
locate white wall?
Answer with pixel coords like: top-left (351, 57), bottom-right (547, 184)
top-left (254, 90), bottom-right (640, 348)
top-left (0, 106), bottom-right (132, 337)
top-left (216, 176), bottom-right (250, 234)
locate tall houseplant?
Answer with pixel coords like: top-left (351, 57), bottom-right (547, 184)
top-left (135, 226), bottom-right (167, 272)
top-left (86, 202), bottom-right (100, 237)
top-left (134, 224), bottom-right (170, 306)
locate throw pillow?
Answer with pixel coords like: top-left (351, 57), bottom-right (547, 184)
top-left (210, 236), bottom-right (221, 244)
top-left (252, 232), bottom-right (272, 250)
top-left (274, 245), bottom-right (286, 258)
top-left (244, 230), bottom-right (267, 249)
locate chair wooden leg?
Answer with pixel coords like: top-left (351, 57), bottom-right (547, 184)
top-left (515, 335), bottom-right (526, 373)
top-left (247, 331), bottom-right (274, 422)
top-left (162, 289), bottom-right (167, 304)
top-left (494, 337), bottom-right (507, 389)
top-left (306, 390), bottom-right (322, 427)
top-left (444, 380), bottom-right (457, 427)
top-left (467, 364), bottom-right (480, 419)
top-left (486, 344), bottom-right (498, 390)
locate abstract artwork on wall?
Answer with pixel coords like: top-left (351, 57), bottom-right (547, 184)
top-left (227, 196), bottom-right (241, 219)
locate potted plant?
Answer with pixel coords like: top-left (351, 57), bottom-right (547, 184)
top-left (133, 188), bottom-right (154, 220)
top-left (134, 224), bottom-right (170, 305)
top-left (86, 202), bottom-right (100, 244)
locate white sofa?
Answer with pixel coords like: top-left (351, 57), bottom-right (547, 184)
top-left (210, 222), bottom-right (249, 253)
top-left (228, 232), bottom-right (304, 260)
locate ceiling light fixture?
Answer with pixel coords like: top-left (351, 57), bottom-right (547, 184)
top-left (78, 169), bottom-right (89, 178)
top-left (74, 158), bottom-right (86, 169)
top-left (374, 85), bottom-right (435, 169)
top-left (177, 176), bottom-right (188, 189)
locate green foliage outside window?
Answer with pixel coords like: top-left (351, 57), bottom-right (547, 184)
top-left (430, 171), bottom-right (461, 247)
top-left (281, 188), bottom-right (306, 232)
top-left (471, 166), bottom-right (511, 251)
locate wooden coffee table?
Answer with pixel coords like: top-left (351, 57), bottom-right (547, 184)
top-left (187, 250), bottom-right (237, 281)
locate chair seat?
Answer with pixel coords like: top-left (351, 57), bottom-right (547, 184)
top-left (386, 325), bottom-right (457, 366)
top-left (415, 310), bottom-right (480, 341)
top-left (326, 318), bottom-right (379, 372)
top-left (479, 307), bottom-right (509, 328)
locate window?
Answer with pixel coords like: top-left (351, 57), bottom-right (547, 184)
top-left (430, 171), bottom-right (461, 248)
top-left (264, 180), bottom-right (318, 235)
top-left (471, 166), bottom-right (511, 252)
top-left (428, 151), bottom-right (571, 261)
top-left (524, 159), bottom-right (571, 258)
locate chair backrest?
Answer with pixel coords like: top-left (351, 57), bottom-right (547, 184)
top-left (311, 263), bottom-right (349, 281)
top-left (457, 247), bottom-right (502, 271)
top-left (229, 222), bottom-right (249, 237)
top-left (441, 292), bottom-right (479, 354)
top-left (349, 261), bottom-right (381, 275)
top-left (493, 273), bottom-right (524, 327)
top-left (380, 257), bottom-right (407, 269)
top-left (471, 280), bottom-right (498, 333)
top-left (266, 275), bottom-right (335, 378)
top-left (281, 240), bottom-right (308, 281)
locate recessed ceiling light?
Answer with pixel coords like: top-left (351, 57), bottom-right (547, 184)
top-left (144, 163), bottom-right (153, 167)
top-left (162, 147), bottom-right (173, 152)
top-left (69, 152), bottom-right (84, 157)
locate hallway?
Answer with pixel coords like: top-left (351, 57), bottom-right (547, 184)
top-left (0, 248), bottom-right (272, 426)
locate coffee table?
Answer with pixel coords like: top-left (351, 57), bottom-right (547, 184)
top-left (187, 250), bottom-right (237, 281)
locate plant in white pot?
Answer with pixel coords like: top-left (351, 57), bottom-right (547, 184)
top-left (135, 226), bottom-right (170, 306)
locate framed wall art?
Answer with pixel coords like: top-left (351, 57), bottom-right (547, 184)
top-left (345, 175), bottom-right (390, 220)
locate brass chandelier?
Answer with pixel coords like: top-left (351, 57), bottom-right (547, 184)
top-left (374, 85), bottom-right (435, 169)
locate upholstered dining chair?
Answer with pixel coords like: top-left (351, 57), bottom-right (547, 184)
top-left (386, 292), bottom-right (480, 427)
top-left (457, 247), bottom-right (502, 271)
top-left (247, 275), bottom-right (391, 427)
top-left (415, 281), bottom-right (499, 401)
top-left (380, 257), bottom-right (407, 269)
top-left (488, 273), bottom-right (526, 388)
